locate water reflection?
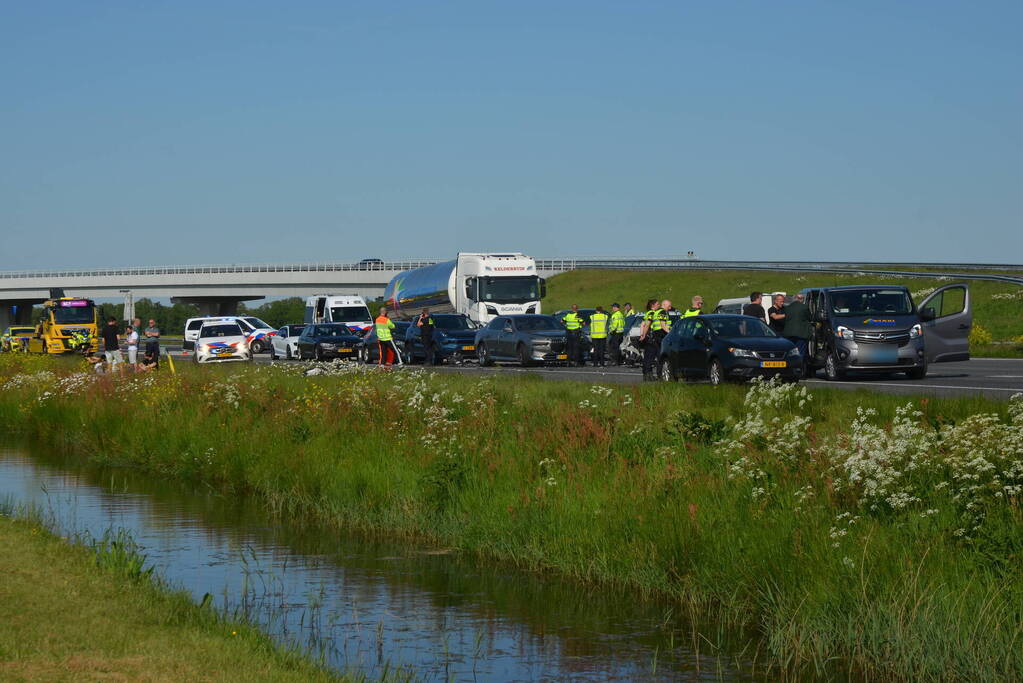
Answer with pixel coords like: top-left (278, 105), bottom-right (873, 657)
top-left (0, 449), bottom-right (755, 681)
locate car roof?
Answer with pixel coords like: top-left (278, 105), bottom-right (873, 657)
top-left (804, 285), bottom-right (910, 292)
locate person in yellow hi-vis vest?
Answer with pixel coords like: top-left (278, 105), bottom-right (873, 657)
top-left (608, 303), bottom-right (626, 366)
top-left (589, 306), bottom-right (609, 367)
top-left (562, 304), bottom-right (584, 366)
top-left (374, 307), bottom-right (398, 366)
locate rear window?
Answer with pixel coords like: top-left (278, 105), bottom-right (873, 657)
top-left (187, 320), bottom-right (206, 330)
top-left (199, 324), bottom-right (242, 338)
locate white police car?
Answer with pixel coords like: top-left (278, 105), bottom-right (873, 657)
top-left (194, 321), bottom-right (251, 363)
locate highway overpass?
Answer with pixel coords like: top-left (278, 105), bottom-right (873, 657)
top-left (2, 258), bottom-right (1021, 328)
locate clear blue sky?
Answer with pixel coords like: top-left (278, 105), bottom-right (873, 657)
top-left (2, 1), bottom-right (1020, 270)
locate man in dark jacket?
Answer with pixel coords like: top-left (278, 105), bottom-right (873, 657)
top-left (742, 292), bottom-right (767, 324)
top-left (782, 293), bottom-right (812, 374)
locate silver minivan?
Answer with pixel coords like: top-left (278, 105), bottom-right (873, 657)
top-left (801, 284), bottom-right (971, 380)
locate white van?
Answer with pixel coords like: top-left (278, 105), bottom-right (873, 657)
top-left (304, 295), bottom-right (373, 333)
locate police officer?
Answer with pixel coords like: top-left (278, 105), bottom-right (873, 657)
top-left (638, 298), bottom-right (661, 381)
top-left (608, 303), bottom-right (625, 366)
top-left (683, 296), bottom-right (704, 318)
top-left (416, 307), bottom-right (436, 365)
top-left (563, 304), bottom-right (584, 366)
top-left (589, 306), bottom-right (609, 367)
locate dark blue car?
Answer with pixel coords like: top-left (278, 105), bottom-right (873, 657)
top-left (659, 314), bottom-right (801, 384)
top-left (403, 314), bottom-right (480, 364)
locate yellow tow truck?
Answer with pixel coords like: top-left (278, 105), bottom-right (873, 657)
top-left (25, 297), bottom-right (100, 355)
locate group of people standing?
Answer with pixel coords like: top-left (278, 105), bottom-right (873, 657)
top-left (89, 316), bottom-right (162, 374)
top-left (741, 291), bottom-right (812, 361)
top-left (562, 302), bottom-right (633, 368)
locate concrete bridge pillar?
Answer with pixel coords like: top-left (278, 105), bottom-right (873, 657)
top-left (171, 296), bottom-right (265, 317)
top-left (0, 300), bottom-right (42, 330)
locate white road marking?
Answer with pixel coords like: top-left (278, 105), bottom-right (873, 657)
top-left (987, 375), bottom-right (1023, 379)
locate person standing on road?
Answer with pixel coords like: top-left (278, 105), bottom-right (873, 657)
top-left (683, 296), bottom-right (704, 318)
top-left (608, 303), bottom-right (625, 366)
top-left (622, 302), bottom-right (634, 319)
top-left (374, 307), bottom-right (397, 366)
top-left (563, 304), bottom-right (584, 366)
top-left (767, 294), bottom-right (787, 335)
top-left (638, 298), bottom-right (661, 381)
top-left (660, 300), bottom-right (674, 333)
top-left (416, 307), bottom-right (436, 365)
top-left (101, 317), bottom-right (123, 376)
top-left (144, 318), bottom-right (161, 368)
top-left (743, 292), bottom-right (767, 324)
top-left (589, 306), bottom-right (609, 367)
top-left (782, 293), bottom-right (811, 376)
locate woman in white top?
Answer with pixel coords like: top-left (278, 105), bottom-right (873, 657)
top-left (126, 326), bottom-right (140, 367)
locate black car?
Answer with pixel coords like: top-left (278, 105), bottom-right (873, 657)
top-left (659, 314), bottom-right (801, 384)
top-left (358, 320), bottom-right (411, 363)
top-left (475, 315), bottom-right (569, 366)
top-left (295, 324), bottom-right (363, 361)
top-left (403, 314), bottom-right (480, 364)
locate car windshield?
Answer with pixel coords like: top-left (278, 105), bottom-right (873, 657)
top-left (707, 318), bottom-right (776, 338)
top-left (244, 317), bottom-right (272, 329)
top-left (829, 289), bottom-right (914, 316)
top-left (313, 325), bottom-right (353, 337)
top-left (478, 276), bottom-right (542, 304)
top-left (514, 317), bottom-right (561, 331)
top-left (433, 316), bottom-right (473, 330)
top-left (52, 303), bottom-right (95, 324)
top-left (329, 306), bottom-right (370, 323)
top-left (200, 324), bottom-right (242, 338)
top-left (287, 325), bottom-right (306, 334)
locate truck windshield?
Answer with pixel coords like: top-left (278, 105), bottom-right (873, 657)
top-left (830, 289), bottom-right (913, 316)
top-left (52, 305), bottom-right (95, 324)
top-left (434, 316), bottom-right (473, 330)
top-left (478, 276), bottom-right (541, 304)
top-left (329, 306), bottom-right (371, 322)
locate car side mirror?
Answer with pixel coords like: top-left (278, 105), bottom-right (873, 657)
top-left (920, 306), bottom-right (936, 322)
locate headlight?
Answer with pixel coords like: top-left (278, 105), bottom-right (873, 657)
top-left (728, 347), bottom-right (756, 358)
top-left (836, 326), bottom-right (855, 340)
top-left (199, 344), bottom-right (209, 352)
top-left (319, 342), bottom-right (335, 349)
top-left (786, 347), bottom-right (801, 357)
top-left (909, 324), bottom-right (923, 339)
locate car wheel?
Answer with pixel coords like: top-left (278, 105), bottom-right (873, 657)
top-left (314, 347), bottom-right (323, 362)
top-left (905, 362), bottom-right (927, 380)
top-left (250, 339), bottom-right (264, 354)
top-left (517, 344), bottom-right (533, 367)
top-left (660, 357), bottom-right (676, 382)
top-left (479, 343), bottom-right (493, 367)
top-left (825, 352), bottom-right (846, 381)
top-left (709, 358), bottom-right (724, 385)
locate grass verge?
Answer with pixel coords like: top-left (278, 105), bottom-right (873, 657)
top-left (1, 354), bottom-right (1021, 680)
top-left (0, 507), bottom-right (344, 682)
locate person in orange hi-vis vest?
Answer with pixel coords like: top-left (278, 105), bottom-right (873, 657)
top-left (374, 307), bottom-right (397, 366)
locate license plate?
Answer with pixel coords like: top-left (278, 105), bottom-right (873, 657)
top-left (860, 344), bottom-right (898, 364)
top-left (339, 348), bottom-right (352, 353)
top-left (557, 354), bottom-right (568, 360)
top-left (214, 349), bottom-right (232, 355)
top-left (761, 361), bottom-right (787, 368)
top-left (462, 345), bottom-right (475, 351)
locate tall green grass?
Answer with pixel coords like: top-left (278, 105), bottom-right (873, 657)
top-left (1, 355), bottom-right (1020, 680)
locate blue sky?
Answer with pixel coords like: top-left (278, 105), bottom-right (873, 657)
top-left (2, 1), bottom-right (1020, 269)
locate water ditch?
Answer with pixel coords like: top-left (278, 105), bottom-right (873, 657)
top-left (0, 448), bottom-right (761, 681)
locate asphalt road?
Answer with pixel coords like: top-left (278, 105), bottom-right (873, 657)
top-left (165, 346), bottom-right (1023, 400)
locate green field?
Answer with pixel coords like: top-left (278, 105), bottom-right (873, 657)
top-left (0, 510), bottom-right (344, 682)
top-left (543, 268), bottom-right (1023, 347)
top-left (0, 353), bottom-right (1021, 680)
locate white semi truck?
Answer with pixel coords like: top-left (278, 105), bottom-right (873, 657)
top-left (384, 253), bottom-right (546, 325)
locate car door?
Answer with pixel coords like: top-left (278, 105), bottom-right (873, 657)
top-left (918, 284), bottom-right (972, 363)
top-left (274, 327), bottom-right (287, 355)
top-left (688, 318), bottom-right (713, 377)
top-left (672, 319), bottom-right (695, 373)
top-left (494, 319), bottom-right (515, 358)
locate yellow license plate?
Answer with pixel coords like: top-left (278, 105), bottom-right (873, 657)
top-left (339, 348), bottom-right (352, 352)
top-left (557, 354), bottom-right (568, 360)
top-left (761, 361), bottom-right (787, 368)
top-left (462, 345), bottom-right (475, 351)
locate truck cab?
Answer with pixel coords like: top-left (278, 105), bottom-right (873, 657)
top-left (457, 253), bottom-right (546, 324)
top-left (801, 284), bottom-right (971, 380)
top-left (25, 298), bottom-right (99, 355)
